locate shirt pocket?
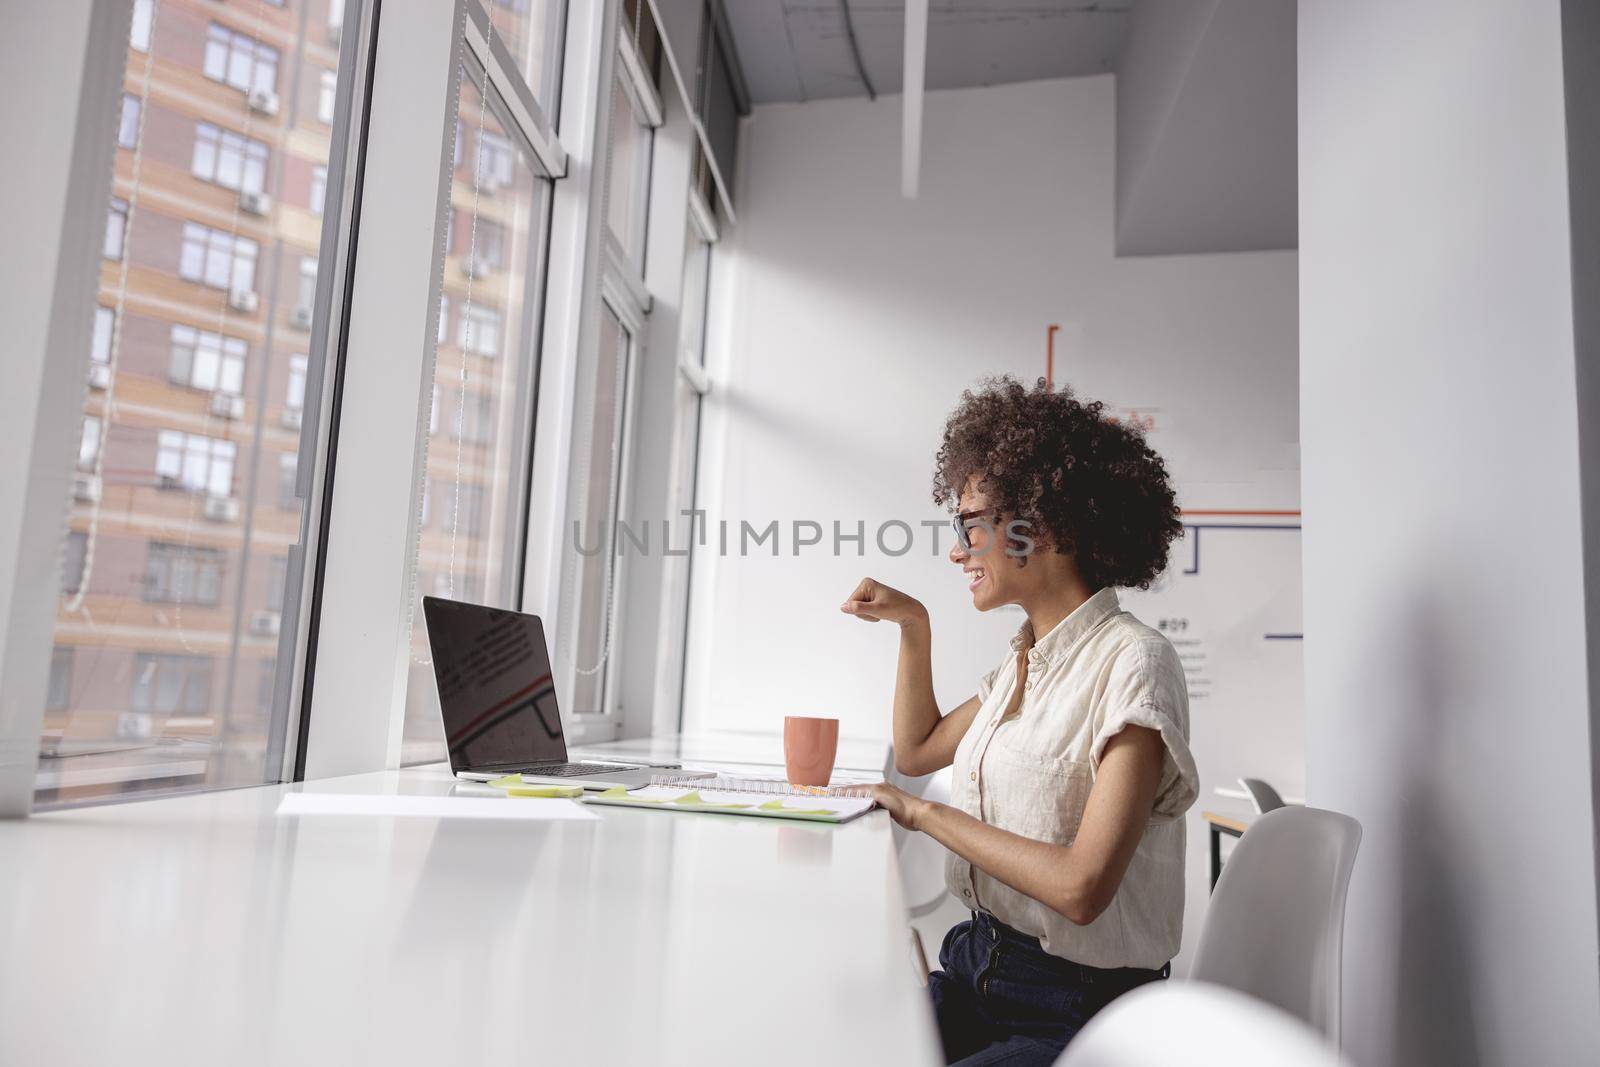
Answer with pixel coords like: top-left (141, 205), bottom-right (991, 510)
top-left (983, 744), bottom-right (1094, 846)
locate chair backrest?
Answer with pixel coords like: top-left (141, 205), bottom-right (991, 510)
top-left (1238, 776), bottom-right (1286, 813)
top-left (1190, 806), bottom-right (1361, 1041)
top-left (1056, 980), bottom-right (1352, 1067)
top-left (895, 766), bottom-right (953, 916)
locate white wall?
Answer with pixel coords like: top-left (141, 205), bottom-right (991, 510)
top-left (685, 74), bottom-right (1299, 967)
top-left (1300, 1), bottom-right (1600, 1062)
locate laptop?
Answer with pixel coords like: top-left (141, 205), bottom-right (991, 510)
top-left (422, 596), bottom-right (667, 790)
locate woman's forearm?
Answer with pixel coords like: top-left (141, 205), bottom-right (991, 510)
top-left (914, 801), bottom-right (1104, 924)
top-left (891, 617), bottom-right (942, 772)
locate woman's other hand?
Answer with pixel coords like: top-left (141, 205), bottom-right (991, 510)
top-left (869, 783), bottom-right (930, 831)
top-left (841, 577), bottom-right (928, 628)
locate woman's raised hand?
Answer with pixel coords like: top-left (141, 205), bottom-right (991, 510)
top-left (841, 577), bottom-right (928, 628)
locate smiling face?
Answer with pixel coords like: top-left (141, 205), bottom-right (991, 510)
top-left (950, 475), bottom-right (1042, 611)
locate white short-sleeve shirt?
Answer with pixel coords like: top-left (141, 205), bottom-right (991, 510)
top-left (945, 587), bottom-right (1198, 969)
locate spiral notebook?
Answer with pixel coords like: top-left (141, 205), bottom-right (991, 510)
top-left (582, 774), bottom-right (878, 824)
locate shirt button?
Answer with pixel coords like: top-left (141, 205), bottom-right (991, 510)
top-left (969, 771), bottom-right (977, 781)
top-left (963, 889), bottom-right (972, 898)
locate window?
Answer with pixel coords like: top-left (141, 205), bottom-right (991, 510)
top-left (48, 648), bottom-right (74, 711)
top-left (458, 304), bottom-right (501, 357)
top-left (104, 198), bottom-right (129, 260)
top-left (278, 454), bottom-right (298, 509)
top-left (486, 0), bottom-right (564, 103)
top-left (179, 222), bottom-right (258, 293)
top-left (118, 95), bottom-right (141, 149)
top-left (130, 653), bottom-right (213, 715)
top-left (404, 64), bottom-right (553, 765)
top-left (451, 389), bottom-right (493, 444)
top-left (130, 0), bottom-right (153, 53)
top-left (287, 356), bottom-right (308, 412)
top-left (78, 417), bottom-right (101, 471)
top-left (297, 258), bottom-right (318, 313)
top-left (318, 70), bottom-right (337, 125)
top-left (476, 130), bottom-right (515, 188)
top-left (267, 556), bottom-right (287, 612)
top-left (192, 122), bottom-right (270, 194)
top-left (155, 430), bottom-right (237, 497)
top-left (169, 325), bottom-right (247, 395)
top-left (605, 69), bottom-right (653, 265)
top-left (61, 533), bottom-right (88, 596)
top-left (91, 307), bottom-right (114, 365)
top-left (203, 23), bottom-right (279, 96)
top-left (40, 0), bottom-right (364, 806)
top-left (569, 303), bottom-right (634, 716)
top-left (144, 542), bottom-right (225, 606)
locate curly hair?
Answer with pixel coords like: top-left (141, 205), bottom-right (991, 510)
top-left (932, 376), bottom-right (1182, 590)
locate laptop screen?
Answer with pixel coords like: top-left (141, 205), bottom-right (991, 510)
top-left (422, 597), bottom-right (567, 773)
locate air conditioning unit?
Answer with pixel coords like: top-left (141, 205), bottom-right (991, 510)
top-left (88, 363), bottom-right (111, 390)
top-left (228, 287), bottom-right (259, 314)
top-left (465, 257), bottom-right (494, 279)
top-left (250, 610), bottom-right (282, 637)
top-left (246, 88), bottom-right (280, 117)
top-left (281, 407), bottom-right (303, 431)
top-left (210, 392), bottom-right (244, 420)
top-left (202, 494), bottom-right (240, 523)
top-left (239, 189), bottom-right (272, 216)
top-left (289, 305), bottom-right (314, 330)
top-left (73, 473), bottom-right (102, 502)
top-left (328, 21), bottom-right (342, 46)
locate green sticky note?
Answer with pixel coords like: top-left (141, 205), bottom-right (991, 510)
top-left (487, 774), bottom-right (525, 789)
top-left (672, 791), bottom-right (751, 810)
top-left (504, 784), bottom-right (584, 799)
top-left (757, 799), bottom-right (837, 816)
top-left (595, 786), bottom-right (634, 799)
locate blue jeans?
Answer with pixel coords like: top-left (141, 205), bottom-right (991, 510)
top-left (928, 912), bottom-right (1169, 1065)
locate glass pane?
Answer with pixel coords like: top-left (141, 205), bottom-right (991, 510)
top-left (568, 304), bottom-right (631, 716)
top-left (38, 0), bottom-right (360, 805)
top-left (401, 65), bottom-right (551, 766)
top-left (486, 0), bottom-right (565, 109)
top-left (604, 71), bottom-right (651, 265)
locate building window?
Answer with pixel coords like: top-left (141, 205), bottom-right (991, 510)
top-left (458, 304), bottom-right (501, 357)
top-left (287, 355), bottom-right (308, 413)
top-left (318, 69), bottom-right (337, 125)
top-left (310, 165), bottom-right (327, 215)
top-left (476, 130), bottom-right (515, 188)
top-left (169, 325), bottom-right (247, 395)
top-left (437, 295), bottom-right (449, 346)
top-left (48, 647), bottom-right (74, 711)
top-left (104, 198), bottom-right (129, 260)
top-left (78, 417), bottom-right (101, 471)
top-left (203, 22), bottom-right (279, 95)
top-left (297, 257), bottom-right (318, 311)
top-left (192, 122), bottom-right (270, 194)
top-left (91, 307), bottom-right (114, 365)
top-left (144, 542), bottom-right (225, 606)
top-left (278, 453), bottom-right (298, 509)
top-left (130, 653), bottom-right (213, 715)
top-left (473, 219), bottom-right (506, 271)
top-left (130, 0), bottom-right (153, 52)
top-left (118, 95), bottom-right (141, 149)
top-left (61, 532), bottom-right (88, 596)
top-left (451, 389), bottom-right (493, 444)
top-left (429, 383), bottom-right (440, 436)
top-left (156, 430), bottom-right (237, 496)
top-left (179, 222), bottom-right (258, 293)
top-left (443, 480), bottom-right (485, 539)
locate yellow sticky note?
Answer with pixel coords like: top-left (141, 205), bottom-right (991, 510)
top-left (486, 775), bottom-right (583, 799)
top-left (671, 791), bottom-right (751, 810)
top-left (757, 799), bottom-right (836, 816)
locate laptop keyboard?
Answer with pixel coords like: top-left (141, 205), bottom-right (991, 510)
top-left (521, 762), bottom-right (636, 778)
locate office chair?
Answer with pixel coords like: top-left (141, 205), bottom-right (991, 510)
top-left (1237, 776), bottom-right (1286, 813)
top-left (1190, 805), bottom-right (1362, 1042)
top-left (1056, 980), bottom-right (1352, 1066)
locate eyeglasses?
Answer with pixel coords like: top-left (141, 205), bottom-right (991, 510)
top-left (951, 508), bottom-right (997, 553)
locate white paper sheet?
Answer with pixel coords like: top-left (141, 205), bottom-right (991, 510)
top-left (276, 791), bottom-right (601, 821)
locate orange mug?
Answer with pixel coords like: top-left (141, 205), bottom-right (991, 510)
top-left (783, 716), bottom-right (840, 787)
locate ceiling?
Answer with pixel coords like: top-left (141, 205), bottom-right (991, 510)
top-left (722, 1), bottom-right (1134, 105)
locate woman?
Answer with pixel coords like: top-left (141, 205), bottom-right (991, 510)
top-left (843, 376), bottom-right (1197, 1065)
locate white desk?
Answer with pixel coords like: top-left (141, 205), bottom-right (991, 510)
top-left (0, 761), bottom-right (939, 1065)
